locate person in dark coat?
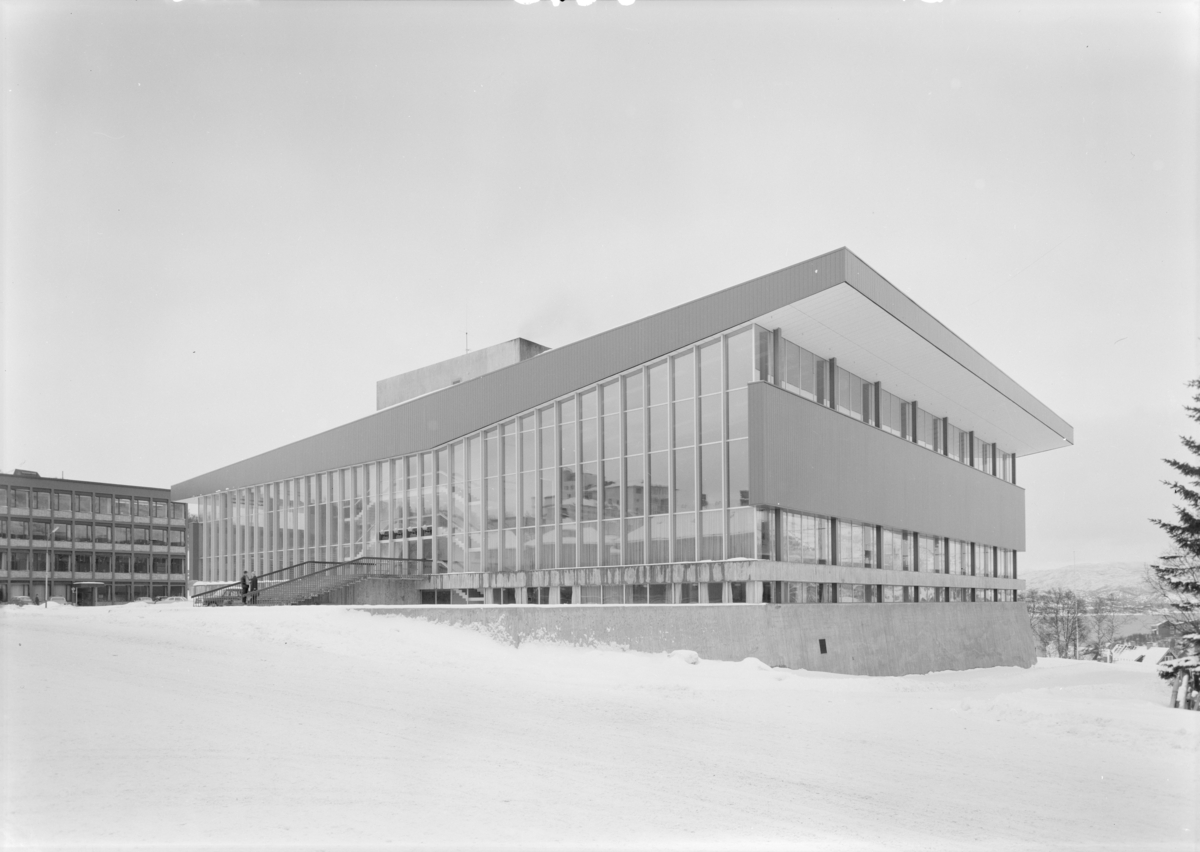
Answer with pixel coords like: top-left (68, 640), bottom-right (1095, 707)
top-left (240, 571), bottom-right (249, 605)
top-left (249, 572), bottom-right (259, 605)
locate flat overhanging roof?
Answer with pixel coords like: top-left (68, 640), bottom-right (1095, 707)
top-left (172, 247), bottom-right (1071, 499)
top-left (753, 282), bottom-right (1072, 456)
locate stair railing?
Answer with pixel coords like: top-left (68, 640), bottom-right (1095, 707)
top-left (192, 555), bottom-right (428, 606)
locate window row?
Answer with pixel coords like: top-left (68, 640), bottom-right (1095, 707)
top-left (198, 326), bottom-right (761, 581)
top-left (0, 552), bottom-right (186, 574)
top-left (774, 509), bottom-right (1016, 577)
top-left (0, 582), bottom-right (187, 605)
top-left (0, 520), bottom-right (184, 546)
top-left (0, 488), bottom-right (185, 518)
top-left (420, 582), bottom-right (1019, 605)
top-left (766, 327), bottom-right (1016, 483)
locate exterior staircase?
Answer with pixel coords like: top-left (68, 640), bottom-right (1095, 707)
top-left (192, 556), bottom-right (426, 607)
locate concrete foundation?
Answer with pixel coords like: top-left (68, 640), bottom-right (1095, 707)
top-left (305, 578), bottom-right (421, 606)
top-left (360, 602), bottom-right (1039, 676)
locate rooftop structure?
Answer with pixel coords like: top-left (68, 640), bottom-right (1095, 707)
top-left (376, 338), bottom-right (549, 410)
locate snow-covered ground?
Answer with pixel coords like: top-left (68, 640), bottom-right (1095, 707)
top-left (2, 603), bottom-right (1196, 851)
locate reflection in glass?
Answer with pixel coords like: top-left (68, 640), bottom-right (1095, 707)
top-left (648, 452), bottom-right (669, 515)
top-left (727, 440), bottom-right (749, 508)
top-left (647, 515), bottom-right (669, 563)
top-left (674, 512), bottom-right (696, 562)
top-left (673, 449), bottom-right (695, 512)
top-left (672, 352), bottom-right (694, 400)
top-left (726, 329), bottom-right (752, 390)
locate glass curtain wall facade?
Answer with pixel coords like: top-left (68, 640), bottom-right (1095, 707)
top-left (193, 322), bottom-right (1022, 592)
top-left (197, 326), bottom-right (759, 582)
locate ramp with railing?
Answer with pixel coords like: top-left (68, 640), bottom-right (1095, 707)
top-left (192, 556), bottom-right (427, 607)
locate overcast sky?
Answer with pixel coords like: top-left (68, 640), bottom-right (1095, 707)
top-left (1, 0), bottom-right (1195, 572)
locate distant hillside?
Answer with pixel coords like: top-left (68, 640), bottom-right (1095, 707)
top-left (1021, 562), bottom-right (1155, 595)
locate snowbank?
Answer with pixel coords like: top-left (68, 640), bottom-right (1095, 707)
top-left (1, 604), bottom-right (1195, 851)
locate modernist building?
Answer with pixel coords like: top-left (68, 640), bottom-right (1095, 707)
top-left (0, 471), bottom-right (190, 604)
top-left (174, 248), bottom-right (1071, 671)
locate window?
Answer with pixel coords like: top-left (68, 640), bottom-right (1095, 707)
top-left (115, 554), bottom-right (131, 573)
top-left (54, 553), bottom-right (72, 574)
top-left (946, 423), bottom-right (967, 463)
top-left (727, 507), bottom-right (755, 559)
top-left (153, 500), bottom-right (168, 519)
top-left (96, 494), bottom-right (112, 515)
top-left (95, 554), bottom-right (111, 574)
top-left (115, 497), bottom-right (132, 515)
top-left (835, 519), bottom-right (874, 568)
top-left (9, 519), bottom-right (29, 539)
top-left (54, 492), bottom-right (72, 512)
top-left (31, 521), bottom-right (49, 540)
top-left (0, 486), bottom-right (6, 509)
top-left (133, 526), bottom-right (150, 545)
top-left (915, 410), bottom-right (941, 452)
top-left (997, 450), bottom-right (1015, 483)
top-left (978, 545), bottom-right (995, 578)
top-left (75, 493), bottom-right (93, 513)
top-left (679, 582), bottom-right (700, 603)
top-left (973, 437), bottom-right (991, 473)
top-left (729, 581), bottom-right (747, 603)
top-left (34, 490), bottom-right (50, 510)
top-left (170, 502), bottom-right (186, 520)
top-left (726, 437), bottom-right (749, 512)
top-left (882, 585), bottom-right (907, 603)
top-left (779, 338), bottom-right (824, 403)
top-left (879, 389), bottom-right (907, 437)
top-left (12, 488), bottom-right (30, 509)
top-left (134, 498), bottom-right (150, 518)
top-left (150, 527), bottom-right (167, 546)
top-left (786, 582), bottom-right (834, 603)
top-left (998, 548), bottom-right (1015, 579)
top-left (917, 535), bottom-right (944, 573)
top-left (75, 554), bottom-right (92, 574)
top-left (835, 366), bottom-right (874, 423)
top-left (839, 583), bottom-right (866, 603)
top-left (753, 326), bottom-right (773, 384)
top-left (170, 557), bottom-right (184, 575)
top-left (170, 529), bottom-right (185, 546)
top-left (74, 523), bottom-right (92, 542)
top-left (880, 528), bottom-right (912, 571)
top-left (153, 556), bottom-right (168, 574)
top-left (134, 556), bottom-right (150, 573)
top-left (114, 526), bottom-right (132, 544)
top-left (948, 539), bottom-right (970, 575)
top-left (780, 511), bottom-right (830, 564)
top-left (95, 524), bottom-right (112, 543)
top-left (726, 328), bottom-right (753, 391)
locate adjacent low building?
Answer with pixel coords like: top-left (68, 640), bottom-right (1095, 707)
top-left (173, 247), bottom-right (1072, 674)
top-left (0, 471), bottom-right (189, 604)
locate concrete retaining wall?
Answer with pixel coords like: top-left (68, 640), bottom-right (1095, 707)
top-left (361, 602), bottom-right (1039, 676)
top-left (308, 578), bottom-right (421, 606)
